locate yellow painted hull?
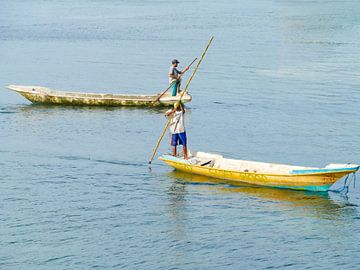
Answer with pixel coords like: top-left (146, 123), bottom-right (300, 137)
top-left (159, 156), bottom-right (356, 192)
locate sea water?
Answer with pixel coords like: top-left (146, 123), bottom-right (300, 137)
top-left (1, 0), bottom-right (360, 269)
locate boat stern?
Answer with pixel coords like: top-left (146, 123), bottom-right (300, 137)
top-left (7, 85), bottom-right (40, 93)
top-left (6, 85), bottom-right (51, 104)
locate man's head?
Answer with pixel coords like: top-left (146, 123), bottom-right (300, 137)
top-left (174, 100), bottom-right (185, 110)
top-left (172, 59), bottom-right (179, 67)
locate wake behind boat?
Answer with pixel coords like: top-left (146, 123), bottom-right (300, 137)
top-left (159, 151), bottom-right (359, 192)
top-left (7, 85), bottom-right (192, 107)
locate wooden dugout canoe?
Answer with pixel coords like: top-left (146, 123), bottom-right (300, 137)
top-left (7, 85), bottom-right (192, 107)
top-left (159, 152), bottom-right (359, 192)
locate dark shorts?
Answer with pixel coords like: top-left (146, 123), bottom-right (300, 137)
top-left (171, 132), bottom-right (187, 146)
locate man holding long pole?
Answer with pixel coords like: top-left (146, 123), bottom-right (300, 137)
top-left (165, 100), bottom-right (188, 159)
top-left (168, 59), bottom-right (190, 96)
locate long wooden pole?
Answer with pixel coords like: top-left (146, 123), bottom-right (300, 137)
top-left (148, 36), bottom-right (214, 165)
top-left (151, 57), bottom-right (198, 105)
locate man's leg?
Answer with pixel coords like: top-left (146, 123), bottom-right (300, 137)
top-left (177, 81), bottom-right (181, 94)
top-left (171, 134), bottom-right (178, 156)
top-left (171, 82), bottom-right (178, 96)
top-left (183, 145), bottom-right (188, 160)
top-left (179, 132), bottom-right (188, 159)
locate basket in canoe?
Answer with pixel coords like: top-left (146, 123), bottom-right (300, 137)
top-left (7, 85), bottom-right (192, 107)
top-left (159, 152), bottom-right (359, 192)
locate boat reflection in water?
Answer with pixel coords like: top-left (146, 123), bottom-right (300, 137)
top-left (166, 170), bottom-right (356, 220)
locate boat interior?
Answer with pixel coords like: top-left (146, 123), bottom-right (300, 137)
top-left (188, 151), bottom-right (332, 175)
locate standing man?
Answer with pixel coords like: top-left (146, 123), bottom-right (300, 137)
top-left (168, 59), bottom-right (190, 96)
top-left (165, 100), bottom-right (188, 159)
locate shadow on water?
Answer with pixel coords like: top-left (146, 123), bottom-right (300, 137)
top-left (166, 170), bottom-right (358, 220)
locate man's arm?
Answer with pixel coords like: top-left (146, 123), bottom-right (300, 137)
top-left (181, 106), bottom-right (185, 114)
top-left (165, 108), bottom-right (175, 117)
top-left (180, 65), bottom-right (190, 75)
top-left (178, 103), bottom-right (185, 113)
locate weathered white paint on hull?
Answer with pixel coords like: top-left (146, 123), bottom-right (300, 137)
top-left (7, 85), bottom-right (192, 107)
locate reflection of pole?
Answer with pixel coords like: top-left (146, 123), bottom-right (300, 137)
top-left (148, 36), bottom-right (214, 165)
top-left (167, 174), bottom-right (187, 242)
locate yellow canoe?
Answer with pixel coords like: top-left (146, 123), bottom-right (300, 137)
top-left (7, 85), bottom-right (192, 107)
top-left (159, 151), bottom-right (359, 192)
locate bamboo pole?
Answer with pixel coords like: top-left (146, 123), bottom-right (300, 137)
top-left (148, 36), bottom-right (214, 165)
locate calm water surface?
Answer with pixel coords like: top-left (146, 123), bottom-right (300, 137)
top-left (1, 0), bottom-right (360, 269)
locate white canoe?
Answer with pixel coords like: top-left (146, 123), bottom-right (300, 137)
top-left (7, 85), bottom-right (192, 107)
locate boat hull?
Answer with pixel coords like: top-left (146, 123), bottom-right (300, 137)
top-left (159, 155), bottom-right (357, 192)
top-left (7, 85), bottom-right (192, 107)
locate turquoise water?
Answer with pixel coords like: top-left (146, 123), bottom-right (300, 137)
top-left (1, 0), bottom-right (360, 269)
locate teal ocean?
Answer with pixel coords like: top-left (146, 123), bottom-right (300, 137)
top-left (1, 0), bottom-right (360, 269)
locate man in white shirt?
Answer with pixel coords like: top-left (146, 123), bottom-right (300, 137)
top-left (168, 59), bottom-right (190, 96)
top-left (165, 100), bottom-right (188, 159)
